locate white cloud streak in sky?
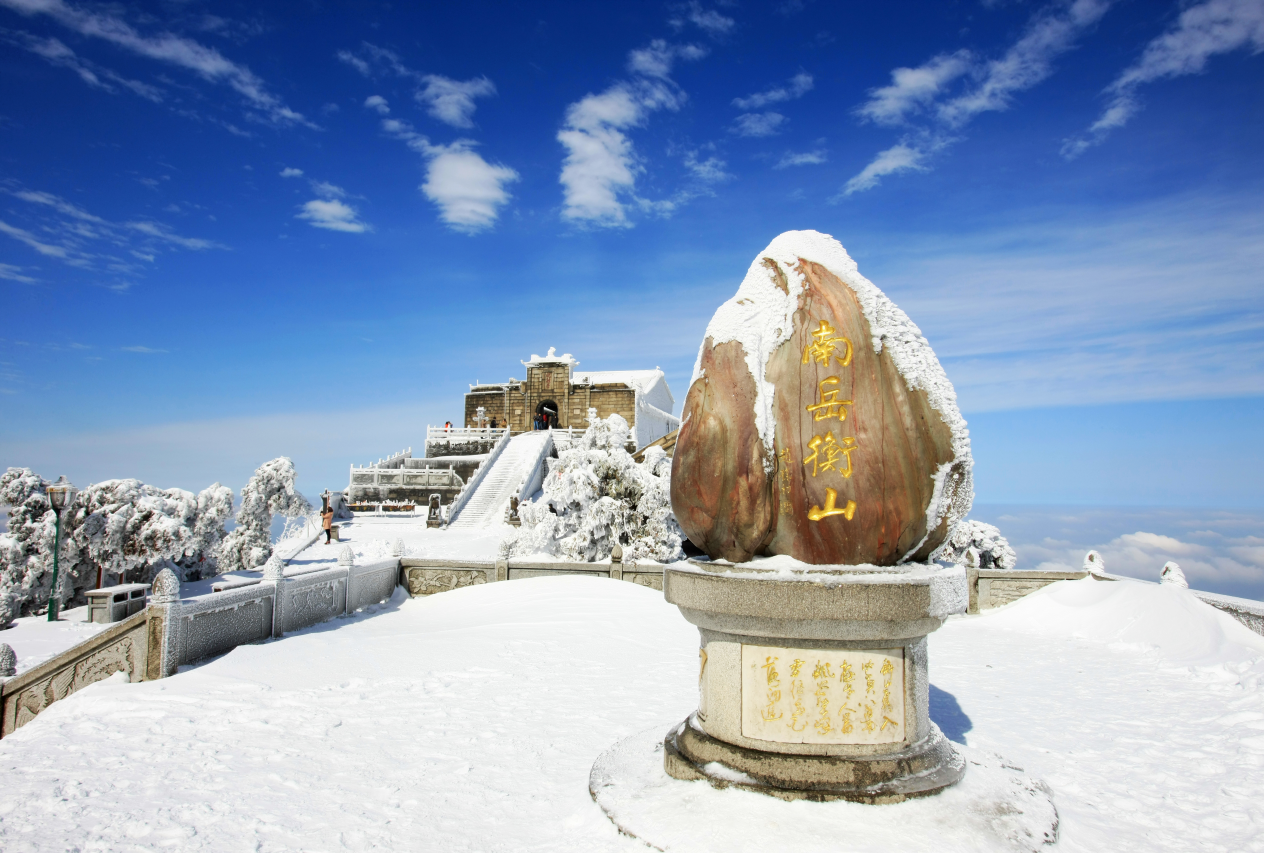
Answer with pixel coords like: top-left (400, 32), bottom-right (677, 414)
top-left (1063, 0), bottom-right (1264, 158)
top-left (557, 40), bottom-right (705, 227)
top-left (0, 0), bottom-right (310, 126)
top-left (6, 31), bottom-right (164, 102)
top-left (732, 72), bottom-right (813, 110)
top-left (844, 0), bottom-right (1112, 194)
top-left (0, 187), bottom-right (223, 280)
top-left (841, 144), bottom-right (927, 195)
top-left (416, 75), bottom-right (496, 128)
top-left (669, 2), bottom-right (736, 37)
top-left (775, 149), bottom-right (828, 169)
top-left (854, 52), bottom-right (971, 126)
top-left (363, 95), bottom-right (389, 115)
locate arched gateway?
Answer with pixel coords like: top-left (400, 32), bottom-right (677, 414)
top-left (463, 347), bottom-right (680, 449)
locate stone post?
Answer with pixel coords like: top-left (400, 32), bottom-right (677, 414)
top-left (495, 558), bottom-right (508, 583)
top-left (610, 544), bottom-right (624, 581)
top-left (263, 555), bottom-right (286, 639)
top-left (339, 546), bottom-right (356, 616)
top-left (145, 568), bottom-right (182, 680)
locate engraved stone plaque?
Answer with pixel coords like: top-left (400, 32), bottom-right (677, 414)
top-left (741, 644), bottom-right (905, 745)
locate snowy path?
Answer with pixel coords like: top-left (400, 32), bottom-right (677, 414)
top-left (450, 431), bottom-right (550, 529)
top-left (0, 605), bottom-right (107, 676)
top-left (1, 577), bottom-right (1263, 851)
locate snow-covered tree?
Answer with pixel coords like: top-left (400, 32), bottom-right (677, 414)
top-left (0, 468), bottom-right (57, 625)
top-left (65, 479), bottom-right (234, 588)
top-left (0, 468), bottom-right (234, 620)
top-left (216, 457), bottom-right (311, 573)
top-left (936, 519), bottom-right (1017, 571)
top-left (502, 412), bottom-right (684, 563)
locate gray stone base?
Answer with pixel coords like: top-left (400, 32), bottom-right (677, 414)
top-left (663, 713), bottom-right (965, 804)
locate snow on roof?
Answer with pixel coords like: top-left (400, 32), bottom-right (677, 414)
top-left (572, 369), bottom-right (664, 396)
top-left (521, 346), bottom-right (578, 368)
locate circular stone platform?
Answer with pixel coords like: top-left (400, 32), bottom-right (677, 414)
top-left (590, 727), bottom-right (1059, 853)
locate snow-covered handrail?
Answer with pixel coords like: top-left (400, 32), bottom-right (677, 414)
top-left (446, 428), bottom-right (511, 526)
top-left (426, 426), bottom-right (503, 443)
top-left (517, 431), bottom-right (556, 503)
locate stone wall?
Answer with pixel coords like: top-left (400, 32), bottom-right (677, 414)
top-left (1, 608), bottom-right (149, 737)
top-left (401, 555), bottom-right (666, 596)
top-left (464, 372), bottom-right (637, 434)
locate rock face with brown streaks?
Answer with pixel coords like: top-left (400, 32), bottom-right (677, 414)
top-left (671, 230), bottom-right (972, 566)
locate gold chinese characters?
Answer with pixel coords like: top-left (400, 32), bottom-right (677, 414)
top-left (742, 645), bottom-right (905, 746)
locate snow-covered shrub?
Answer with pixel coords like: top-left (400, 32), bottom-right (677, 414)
top-left (65, 479), bottom-right (234, 588)
top-left (502, 412), bottom-right (684, 563)
top-left (216, 457), bottom-right (311, 573)
top-left (936, 519), bottom-right (1017, 571)
top-left (0, 468), bottom-right (234, 618)
top-left (1160, 560), bottom-right (1188, 588)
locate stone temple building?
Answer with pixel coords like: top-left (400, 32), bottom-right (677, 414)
top-left (463, 348), bottom-right (679, 450)
top-left (344, 348), bottom-right (680, 512)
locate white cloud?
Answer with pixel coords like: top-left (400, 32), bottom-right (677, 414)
top-left (0, 190), bottom-right (221, 279)
top-left (0, 218), bottom-right (70, 258)
top-left (10, 189), bottom-right (105, 222)
top-left (124, 221), bottom-right (218, 250)
top-left (669, 2), bottom-right (736, 37)
top-left (627, 40), bottom-right (707, 79)
top-left (732, 72), bottom-right (813, 110)
top-left (279, 167), bottom-right (304, 178)
top-left (1063, 0), bottom-right (1264, 158)
top-left (854, 52), bottom-right (971, 126)
top-left (8, 31), bottom-right (164, 102)
top-left (336, 49), bottom-right (371, 76)
top-left (421, 142), bottom-right (520, 233)
top-left (120, 345), bottom-right (167, 354)
top-left (0, 263), bottom-right (38, 283)
top-left (732, 111), bottom-right (786, 137)
top-left (309, 180), bottom-right (346, 199)
top-left (775, 149), bottom-right (827, 169)
top-left (416, 75), bottom-right (496, 128)
top-left (363, 95), bottom-right (390, 115)
top-left (381, 119), bottom-right (518, 233)
top-left (0, 0), bottom-right (310, 126)
top-left (841, 143), bottom-right (927, 195)
top-left (937, 0), bottom-right (1112, 128)
top-left (843, 0), bottom-right (1111, 194)
top-left (557, 40), bottom-right (704, 227)
top-left (683, 150), bottom-right (730, 182)
top-left (296, 198), bottom-right (370, 233)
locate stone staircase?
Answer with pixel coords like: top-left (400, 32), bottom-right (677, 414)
top-left (449, 432), bottom-right (552, 529)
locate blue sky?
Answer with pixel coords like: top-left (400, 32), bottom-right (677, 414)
top-left (2, 0), bottom-right (1262, 526)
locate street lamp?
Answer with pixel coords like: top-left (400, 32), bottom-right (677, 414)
top-left (45, 476), bottom-right (78, 622)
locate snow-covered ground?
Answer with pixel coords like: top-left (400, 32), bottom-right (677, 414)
top-left (290, 513), bottom-right (512, 566)
top-left (0, 605), bottom-right (107, 676)
top-left (1, 574), bottom-right (1262, 851)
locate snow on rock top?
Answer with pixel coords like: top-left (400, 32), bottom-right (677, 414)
top-left (692, 229), bottom-right (970, 470)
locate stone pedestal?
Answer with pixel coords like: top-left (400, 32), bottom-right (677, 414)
top-left (662, 559), bottom-right (966, 803)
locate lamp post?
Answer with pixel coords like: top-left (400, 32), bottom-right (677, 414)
top-left (45, 476), bottom-right (78, 622)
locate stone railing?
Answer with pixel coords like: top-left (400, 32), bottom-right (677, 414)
top-left (1, 607), bottom-right (150, 738)
top-left (150, 553), bottom-right (402, 673)
top-left (400, 552), bottom-right (666, 596)
top-left (1, 553), bottom-right (404, 738)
